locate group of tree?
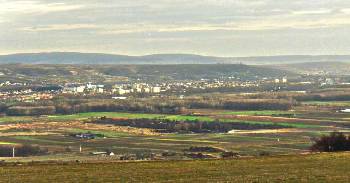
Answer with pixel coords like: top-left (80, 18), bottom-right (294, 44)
top-left (311, 132), bottom-right (350, 152)
top-left (295, 90), bottom-right (350, 102)
top-left (1, 99), bottom-right (185, 116)
top-left (0, 144), bottom-right (48, 157)
top-left (187, 98), bottom-right (293, 111)
top-left (94, 117), bottom-right (289, 133)
top-left (0, 95), bottom-right (297, 116)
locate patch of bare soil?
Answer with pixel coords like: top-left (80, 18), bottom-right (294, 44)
top-left (0, 121), bottom-right (160, 136)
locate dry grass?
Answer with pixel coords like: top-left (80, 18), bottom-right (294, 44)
top-left (0, 152), bottom-right (350, 182)
top-left (0, 121), bottom-right (159, 136)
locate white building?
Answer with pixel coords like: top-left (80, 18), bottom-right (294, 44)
top-left (76, 86), bottom-right (86, 93)
top-left (112, 97), bottom-right (127, 100)
top-left (143, 88), bottom-right (151, 93)
top-left (63, 85), bottom-right (85, 93)
top-left (114, 88), bottom-right (131, 95)
top-left (152, 87), bottom-right (161, 93)
top-left (97, 87), bottom-right (104, 93)
top-left (282, 77), bottom-right (288, 83)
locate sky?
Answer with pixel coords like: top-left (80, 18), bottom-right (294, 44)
top-left (1, 0), bottom-right (350, 56)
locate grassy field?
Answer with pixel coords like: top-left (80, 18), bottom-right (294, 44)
top-left (0, 152), bottom-right (349, 182)
top-left (0, 111), bottom-right (322, 129)
top-left (0, 110), bottom-right (342, 160)
top-left (47, 112), bottom-right (214, 122)
top-left (220, 110), bottom-right (296, 116)
top-left (302, 101), bottom-right (350, 106)
top-left (0, 130), bottom-right (314, 158)
top-left (47, 112), bottom-right (322, 128)
top-left (0, 116), bottom-right (35, 123)
top-left (48, 112), bottom-right (164, 121)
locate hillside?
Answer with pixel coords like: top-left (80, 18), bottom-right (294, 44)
top-left (96, 64), bottom-right (293, 80)
top-left (1, 153), bottom-right (349, 182)
top-left (0, 64), bottom-right (295, 83)
top-left (0, 52), bottom-right (229, 64)
top-left (1, 52), bottom-right (350, 65)
top-left (272, 62), bottom-right (350, 75)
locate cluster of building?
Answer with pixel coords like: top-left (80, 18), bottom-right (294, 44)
top-left (62, 83), bottom-right (162, 95)
top-left (111, 80), bottom-right (265, 95)
top-left (2, 75), bottom-right (349, 102)
top-left (0, 90), bottom-right (54, 102)
top-left (274, 77), bottom-right (288, 84)
top-left (0, 81), bottom-right (26, 87)
top-left (62, 78), bottom-right (290, 95)
top-left (63, 83), bottom-right (105, 94)
top-left (112, 83), bottom-right (161, 95)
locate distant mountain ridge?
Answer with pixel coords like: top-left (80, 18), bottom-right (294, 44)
top-left (0, 52), bottom-right (350, 65)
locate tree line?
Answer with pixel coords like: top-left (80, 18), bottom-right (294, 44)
top-left (0, 144), bottom-right (48, 157)
top-left (94, 117), bottom-right (290, 133)
top-left (0, 97), bottom-right (295, 116)
top-left (311, 132), bottom-right (350, 152)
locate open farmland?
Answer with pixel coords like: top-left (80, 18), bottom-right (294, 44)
top-left (0, 107), bottom-right (346, 161)
top-left (1, 152), bottom-right (350, 182)
top-left (1, 90), bottom-right (350, 161)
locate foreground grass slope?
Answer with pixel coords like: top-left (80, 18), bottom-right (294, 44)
top-left (1, 153), bottom-right (350, 182)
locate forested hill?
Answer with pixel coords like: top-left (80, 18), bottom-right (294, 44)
top-left (97, 64), bottom-right (294, 80)
top-left (0, 64), bottom-right (295, 82)
top-left (0, 52), bottom-right (350, 65)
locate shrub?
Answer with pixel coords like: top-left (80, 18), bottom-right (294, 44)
top-left (258, 151), bottom-right (270, 156)
top-left (221, 151), bottom-right (239, 158)
top-left (0, 144), bottom-right (48, 157)
top-left (311, 132), bottom-right (350, 152)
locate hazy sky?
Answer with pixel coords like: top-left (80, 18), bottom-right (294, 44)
top-left (1, 0), bottom-right (350, 56)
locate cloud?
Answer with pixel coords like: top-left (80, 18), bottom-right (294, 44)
top-left (292, 9), bottom-right (333, 15)
top-left (0, 1), bottom-right (85, 15)
top-left (2, 0), bottom-right (350, 56)
top-left (20, 24), bottom-right (97, 31)
top-left (17, 12), bottom-right (350, 35)
top-left (42, 16), bottom-right (349, 35)
top-left (10, 1), bottom-right (350, 34)
top-left (340, 8), bottom-right (350, 14)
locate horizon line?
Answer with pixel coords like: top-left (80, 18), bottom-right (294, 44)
top-left (1, 51), bottom-right (350, 58)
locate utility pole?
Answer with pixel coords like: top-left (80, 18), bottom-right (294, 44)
top-left (79, 144), bottom-right (82, 153)
top-left (12, 147), bottom-right (15, 158)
